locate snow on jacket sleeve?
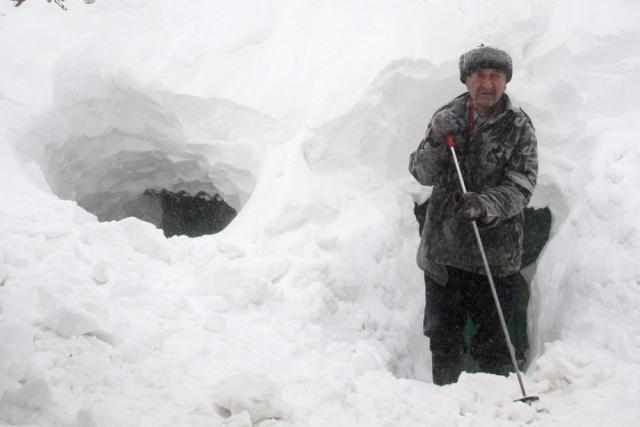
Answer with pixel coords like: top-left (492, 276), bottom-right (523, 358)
top-left (408, 119), bottom-right (450, 186)
top-left (478, 113), bottom-right (538, 224)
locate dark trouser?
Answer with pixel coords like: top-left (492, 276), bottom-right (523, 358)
top-left (423, 266), bottom-right (517, 385)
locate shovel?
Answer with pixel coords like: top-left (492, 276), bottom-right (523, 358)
top-left (447, 133), bottom-right (539, 405)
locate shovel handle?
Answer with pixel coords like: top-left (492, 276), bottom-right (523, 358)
top-left (447, 134), bottom-right (535, 402)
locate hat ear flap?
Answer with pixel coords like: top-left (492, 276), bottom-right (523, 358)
top-left (459, 53), bottom-right (467, 83)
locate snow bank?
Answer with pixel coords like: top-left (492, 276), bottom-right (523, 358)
top-left (212, 373), bottom-right (291, 423)
top-left (1, 0), bottom-right (640, 425)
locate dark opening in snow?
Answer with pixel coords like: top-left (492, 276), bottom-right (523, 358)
top-left (143, 189), bottom-right (237, 238)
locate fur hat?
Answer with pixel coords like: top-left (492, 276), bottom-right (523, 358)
top-left (459, 45), bottom-right (512, 83)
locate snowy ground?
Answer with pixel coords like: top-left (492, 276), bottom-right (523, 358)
top-left (1, 0), bottom-right (640, 426)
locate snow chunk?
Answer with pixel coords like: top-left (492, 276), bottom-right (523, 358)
top-left (0, 320), bottom-right (34, 391)
top-left (212, 373), bottom-right (291, 424)
top-left (506, 399), bottom-right (537, 423)
top-left (222, 411), bottom-right (252, 427)
top-left (89, 260), bottom-right (109, 285)
top-left (42, 304), bottom-right (101, 338)
top-left (0, 379), bottom-right (52, 425)
top-left (40, 294), bottom-right (113, 343)
top-left (74, 402), bottom-right (131, 427)
top-left (0, 261), bottom-right (8, 287)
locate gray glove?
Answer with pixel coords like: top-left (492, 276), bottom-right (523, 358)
top-left (455, 192), bottom-right (486, 221)
top-left (427, 110), bottom-right (464, 147)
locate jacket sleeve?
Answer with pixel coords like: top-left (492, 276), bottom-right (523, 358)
top-left (478, 117), bottom-right (538, 224)
top-left (408, 122), bottom-right (449, 186)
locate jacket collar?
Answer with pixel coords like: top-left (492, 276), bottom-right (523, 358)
top-left (450, 92), bottom-right (515, 128)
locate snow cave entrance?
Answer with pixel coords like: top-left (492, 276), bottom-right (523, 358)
top-left (45, 146), bottom-right (241, 238)
top-left (141, 189), bottom-right (237, 238)
top-left (28, 86), bottom-right (269, 239)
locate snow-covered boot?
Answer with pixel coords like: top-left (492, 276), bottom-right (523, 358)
top-left (431, 351), bottom-right (462, 385)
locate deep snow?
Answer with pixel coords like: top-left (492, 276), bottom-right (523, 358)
top-left (1, 0), bottom-right (640, 426)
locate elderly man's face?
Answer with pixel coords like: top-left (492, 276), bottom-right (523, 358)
top-left (465, 68), bottom-right (507, 113)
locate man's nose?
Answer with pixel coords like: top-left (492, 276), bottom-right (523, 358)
top-left (480, 77), bottom-right (494, 89)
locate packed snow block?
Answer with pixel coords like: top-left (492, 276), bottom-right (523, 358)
top-left (75, 408), bottom-right (97, 427)
top-left (222, 411), bottom-right (252, 427)
top-left (119, 217), bottom-right (171, 263)
top-left (212, 373), bottom-right (291, 424)
top-left (0, 261), bottom-right (8, 287)
top-left (41, 302), bottom-right (112, 342)
top-left (43, 304), bottom-right (98, 338)
top-left (0, 379), bottom-right (52, 425)
top-left (0, 321), bottom-right (34, 391)
top-left (89, 261), bottom-right (108, 285)
top-left (79, 217), bottom-right (170, 264)
top-left (74, 400), bottom-right (134, 427)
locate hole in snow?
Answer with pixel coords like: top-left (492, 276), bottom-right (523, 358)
top-left (142, 189), bottom-right (237, 238)
top-left (45, 138), bottom-right (240, 238)
top-left (20, 82), bottom-right (277, 237)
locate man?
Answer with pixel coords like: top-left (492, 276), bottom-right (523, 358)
top-left (409, 46), bottom-right (538, 385)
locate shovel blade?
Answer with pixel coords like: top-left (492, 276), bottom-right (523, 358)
top-left (514, 395), bottom-right (540, 405)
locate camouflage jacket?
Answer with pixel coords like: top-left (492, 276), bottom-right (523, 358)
top-left (409, 93), bottom-right (538, 286)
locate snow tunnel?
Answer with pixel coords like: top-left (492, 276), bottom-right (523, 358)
top-left (22, 83), bottom-right (274, 237)
top-left (302, 58), bottom-right (560, 372)
top-left (43, 143), bottom-right (241, 238)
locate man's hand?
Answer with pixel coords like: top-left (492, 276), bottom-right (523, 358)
top-left (455, 192), bottom-right (486, 221)
top-left (427, 110), bottom-right (463, 147)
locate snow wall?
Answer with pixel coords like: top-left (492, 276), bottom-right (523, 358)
top-left (1, 0), bottom-right (640, 425)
